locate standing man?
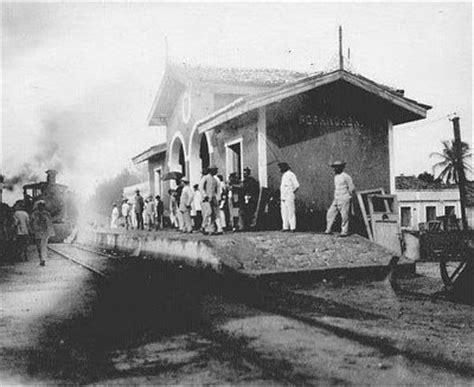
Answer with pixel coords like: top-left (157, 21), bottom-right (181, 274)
top-left (134, 189), bottom-right (145, 230)
top-left (199, 165), bottom-right (222, 235)
top-left (121, 198), bottom-right (131, 230)
top-left (325, 160), bottom-right (355, 237)
top-left (144, 196), bottom-right (155, 231)
top-left (155, 195), bottom-right (164, 230)
top-left (278, 162), bottom-right (299, 232)
top-left (110, 203), bottom-right (119, 229)
top-left (13, 201), bottom-right (30, 261)
top-left (179, 178), bottom-right (194, 233)
top-left (241, 167), bottom-right (259, 231)
top-left (30, 200), bottom-right (55, 266)
top-left (191, 184), bottom-right (202, 231)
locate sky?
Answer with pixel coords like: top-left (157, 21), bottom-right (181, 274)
top-left (1, 2), bottom-right (472, 204)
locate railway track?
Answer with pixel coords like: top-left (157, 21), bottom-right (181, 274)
top-left (48, 243), bottom-right (473, 381)
top-left (47, 243), bottom-right (303, 384)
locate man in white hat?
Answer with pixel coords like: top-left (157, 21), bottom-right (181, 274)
top-left (278, 162), bottom-right (299, 232)
top-left (325, 161), bottom-right (355, 237)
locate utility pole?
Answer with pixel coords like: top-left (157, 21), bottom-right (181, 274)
top-left (339, 25), bottom-right (344, 70)
top-left (450, 116), bottom-right (468, 231)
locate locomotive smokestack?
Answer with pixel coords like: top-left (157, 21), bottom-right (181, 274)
top-left (46, 170), bottom-right (57, 185)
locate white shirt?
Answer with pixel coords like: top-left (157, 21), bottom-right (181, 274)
top-left (14, 210), bottom-right (30, 235)
top-left (121, 202), bottom-right (130, 217)
top-left (334, 172), bottom-right (354, 201)
top-left (192, 190), bottom-right (202, 212)
top-left (280, 170), bottom-right (300, 201)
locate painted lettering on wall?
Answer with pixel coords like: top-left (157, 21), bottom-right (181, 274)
top-left (298, 114), bottom-right (364, 128)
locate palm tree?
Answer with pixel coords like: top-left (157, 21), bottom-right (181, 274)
top-left (430, 140), bottom-right (472, 184)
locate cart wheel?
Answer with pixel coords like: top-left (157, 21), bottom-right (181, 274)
top-left (439, 254), bottom-right (468, 290)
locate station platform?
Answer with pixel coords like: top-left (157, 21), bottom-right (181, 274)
top-left (75, 229), bottom-right (415, 282)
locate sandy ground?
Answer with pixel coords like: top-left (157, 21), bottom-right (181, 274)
top-left (0, 247), bottom-right (472, 385)
top-left (0, 249), bottom-right (279, 385)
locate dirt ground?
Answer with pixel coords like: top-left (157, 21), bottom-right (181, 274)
top-left (0, 247), bottom-right (472, 385)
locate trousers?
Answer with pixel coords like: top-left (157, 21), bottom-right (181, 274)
top-left (136, 212), bottom-right (144, 230)
top-left (35, 236), bottom-right (49, 262)
top-left (281, 198), bottom-right (296, 231)
top-left (325, 198), bottom-right (351, 235)
top-left (180, 209), bottom-right (193, 232)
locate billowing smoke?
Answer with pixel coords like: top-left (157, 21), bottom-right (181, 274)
top-left (3, 164), bottom-right (41, 191)
top-left (5, 109), bottom-right (87, 192)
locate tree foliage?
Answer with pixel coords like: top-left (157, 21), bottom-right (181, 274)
top-left (430, 140), bottom-right (472, 184)
top-left (417, 171), bottom-right (436, 183)
top-left (89, 168), bottom-right (146, 218)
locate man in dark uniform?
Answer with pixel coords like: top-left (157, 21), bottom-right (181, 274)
top-left (240, 167), bottom-right (259, 231)
top-left (134, 189), bottom-right (145, 230)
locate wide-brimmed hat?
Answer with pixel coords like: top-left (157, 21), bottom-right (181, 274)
top-left (330, 160), bottom-right (346, 168)
top-left (208, 165), bottom-right (218, 172)
top-left (277, 162), bottom-right (290, 169)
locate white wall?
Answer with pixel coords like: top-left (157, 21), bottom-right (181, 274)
top-left (396, 189), bottom-right (461, 230)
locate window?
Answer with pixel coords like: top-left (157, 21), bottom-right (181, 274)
top-left (225, 138), bottom-right (243, 180)
top-left (400, 207), bottom-right (412, 228)
top-left (444, 206), bottom-right (455, 217)
top-left (425, 206), bottom-right (437, 222)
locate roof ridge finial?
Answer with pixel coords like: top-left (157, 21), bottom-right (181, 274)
top-left (339, 25), bottom-right (343, 71)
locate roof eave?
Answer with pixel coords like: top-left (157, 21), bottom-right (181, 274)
top-left (198, 70), bottom-right (431, 133)
top-left (132, 145), bottom-right (167, 165)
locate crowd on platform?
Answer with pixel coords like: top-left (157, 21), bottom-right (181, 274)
top-left (111, 160), bottom-right (354, 237)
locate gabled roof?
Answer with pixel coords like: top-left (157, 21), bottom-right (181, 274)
top-left (395, 176), bottom-right (456, 191)
top-left (132, 143), bottom-right (167, 164)
top-left (148, 62), bottom-right (312, 126)
top-left (167, 62), bottom-right (313, 88)
top-left (197, 69), bottom-right (432, 133)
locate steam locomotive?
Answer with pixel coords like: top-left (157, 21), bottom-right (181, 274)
top-left (23, 170), bottom-right (76, 242)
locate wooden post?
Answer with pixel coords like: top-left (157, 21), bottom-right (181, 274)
top-left (339, 26), bottom-right (344, 70)
top-left (388, 119), bottom-right (396, 194)
top-left (451, 116), bottom-right (468, 230)
top-left (257, 107), bottom-right (268, 187)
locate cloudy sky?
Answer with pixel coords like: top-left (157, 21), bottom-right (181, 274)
top-left (1, 2), bottom-right (472, 203)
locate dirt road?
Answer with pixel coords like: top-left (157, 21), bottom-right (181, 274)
top-left (0, 248), bottom-right (472, 385)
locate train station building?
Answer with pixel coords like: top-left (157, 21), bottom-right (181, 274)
top-left (133, 59), bottom-right (431, 229)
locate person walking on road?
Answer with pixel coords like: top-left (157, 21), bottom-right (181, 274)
top-left (13, 201), bottom-right (30, 261)
top-left (30, 200), bottom-right (55, 266)
top-left (325, 160), bottom-right (355, 237)
top-left (134, 189), bottom-right (145, 230)
top-left (278, 162), bottom-right (299, 232)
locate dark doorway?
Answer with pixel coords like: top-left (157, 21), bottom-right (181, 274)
top-left (199, 135), bottom-right (210, 172)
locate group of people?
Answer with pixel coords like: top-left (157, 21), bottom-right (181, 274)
top-left (109, 159), bottom-right (355, 236)
top-left (167, 165), bottom-right (260, 235)
top-left (110, 192), bottom-right (164, 231)
top-left (0, 200), bottom-right (55, 265)
top-left (277, 159), bottom-right (355, 236)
